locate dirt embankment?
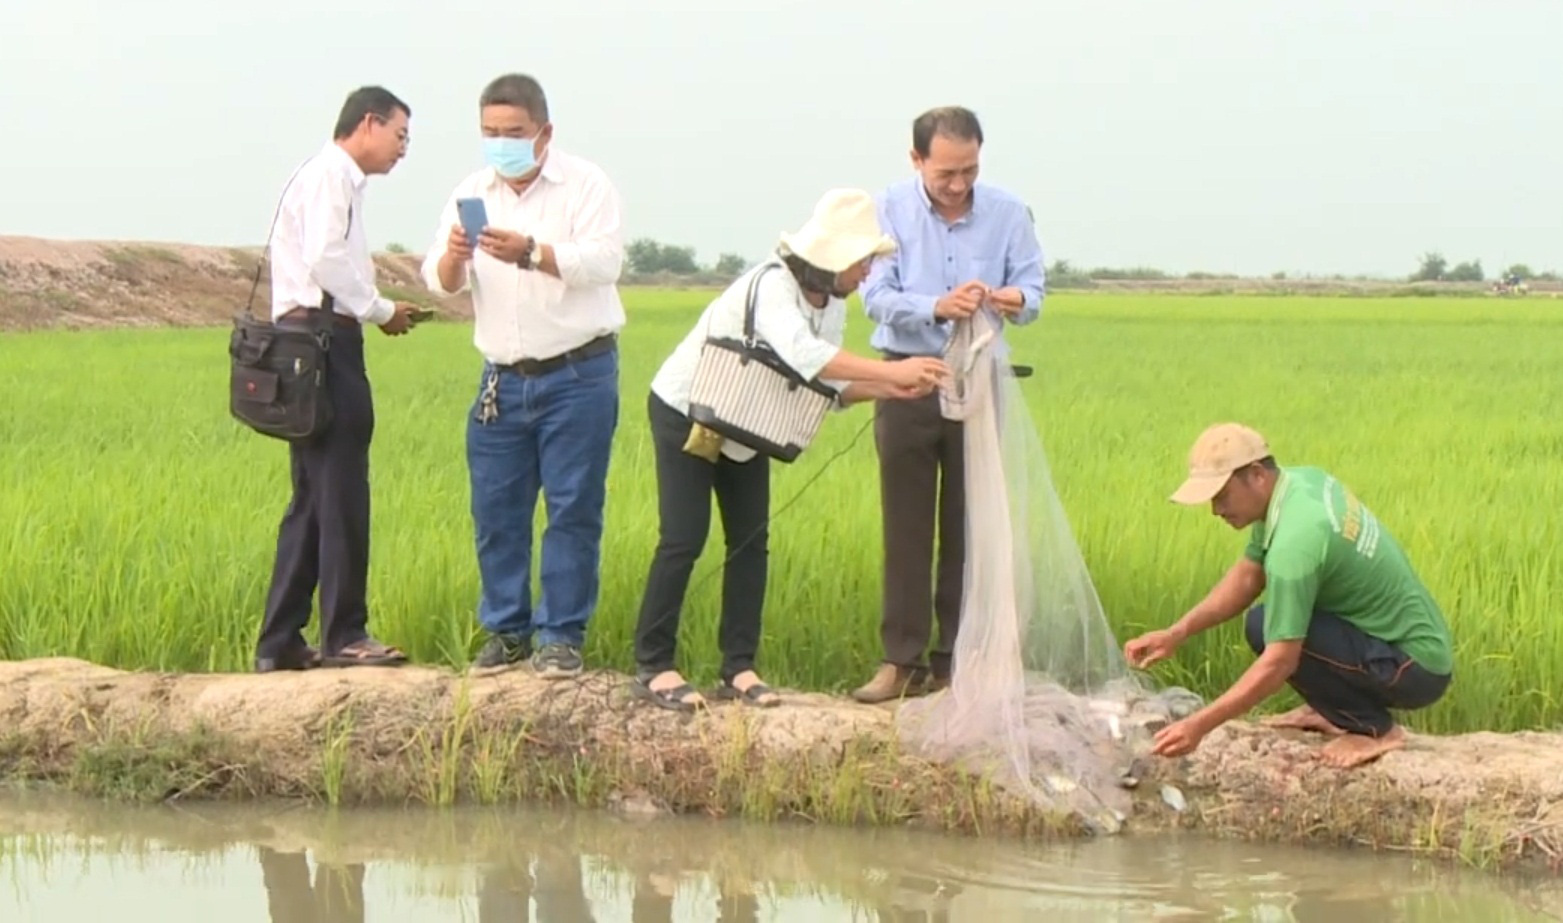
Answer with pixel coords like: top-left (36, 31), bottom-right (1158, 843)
top-left (4, 235), bottom-right (1553, 333)
top-left (0, 236), bottom-right (473, 333)
top-left (1, 657), bottom-right (1559, 873)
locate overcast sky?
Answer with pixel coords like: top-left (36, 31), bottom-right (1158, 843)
top-left (4, 0), bottom-right (1558, 277)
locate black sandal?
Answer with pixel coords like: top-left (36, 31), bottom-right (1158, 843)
top-left (631, 675), bottom-right (705, 713)
top-left (322, 638), bottom-right (408, 668)
top-left (714, 679), bottom-right (780, 708)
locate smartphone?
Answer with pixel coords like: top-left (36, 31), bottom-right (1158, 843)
top-left (456, 197), bottom-right (488, 246)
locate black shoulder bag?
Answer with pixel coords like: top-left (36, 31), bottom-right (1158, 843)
top-left (228, 158), bottom-right (342, 442)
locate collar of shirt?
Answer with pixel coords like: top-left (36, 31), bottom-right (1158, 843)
top-left (1260, 468), bottom-right (1293, 551)
top-left (914, 180), bottom-right (980, 224)
top-left (321, 141), bottom-right (367, 192)
top-left (480, 151), bottom-right (566, 197)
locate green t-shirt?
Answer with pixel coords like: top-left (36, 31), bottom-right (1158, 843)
top-left (1244, 466), bottom-right (1453, 675)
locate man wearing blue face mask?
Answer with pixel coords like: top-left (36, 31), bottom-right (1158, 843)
top-left (420, 72), bottom-right (627, 678)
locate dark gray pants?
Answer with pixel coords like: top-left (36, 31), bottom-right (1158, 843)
top-left (1245, 605), bottom-right (1451, 736)
top-left (258, 323), bottom-right (374, 660)
top-left (633, 391), bottom-right (770, 683)
top-left (872, 390), bottom-right (965, 677)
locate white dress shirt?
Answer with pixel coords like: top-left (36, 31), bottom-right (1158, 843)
top-left (651, 258), bottom-right (847, 462)
top-left (419, 148), bottom-right (626, 364)
top-left (268, 142), bottom-right (395, 325)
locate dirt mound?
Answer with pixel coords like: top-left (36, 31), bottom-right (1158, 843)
top-left (0, 236), bottom-right (472, 332)
top-left (0, 657), bottom-right (1558, 872)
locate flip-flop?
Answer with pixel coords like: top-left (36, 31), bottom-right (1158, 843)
top-left (631, 677), bottom-right (705, 713)
top-left (714, 680), bottom-right (780, 708)
top-left (322, 638), bottom-right (408, 668)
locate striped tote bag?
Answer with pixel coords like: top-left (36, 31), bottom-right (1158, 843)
top-left (687, 264), bottom-right (839, 463)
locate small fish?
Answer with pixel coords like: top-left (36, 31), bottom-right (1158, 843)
top-left (1160, 784), bottom-right (1187, 812)
top-left (1043, 773), bottom-right (1079, 794)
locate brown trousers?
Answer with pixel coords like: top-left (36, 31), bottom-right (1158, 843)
top-left (872, 391), bottom-right (965, 676)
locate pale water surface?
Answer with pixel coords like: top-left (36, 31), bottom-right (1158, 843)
top-left (0, 792), bottom-right (1555, 922)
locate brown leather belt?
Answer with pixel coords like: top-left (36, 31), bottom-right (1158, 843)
top-left (280, 307), bottom-right (358, 329)
top-left (501, 334), bottom-right (617, 377)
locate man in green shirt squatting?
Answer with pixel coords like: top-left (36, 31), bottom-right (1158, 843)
top-left (1124, 423), bottom-right (1454, 769)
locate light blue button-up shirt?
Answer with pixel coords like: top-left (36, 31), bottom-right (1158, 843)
top-left (862, 177), bottom-right (1045, 356)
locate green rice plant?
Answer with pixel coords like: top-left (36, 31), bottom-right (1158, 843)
top-left (1, 292), bottom-right (1560, 735)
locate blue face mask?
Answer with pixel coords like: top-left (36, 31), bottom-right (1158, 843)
top-left (483, 136), bottom-right (538, 178)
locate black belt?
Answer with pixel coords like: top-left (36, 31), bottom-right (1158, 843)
top-left (501, 334), bottom-right (617, 377)
top-left (280, 307), bottom-right (357, 329)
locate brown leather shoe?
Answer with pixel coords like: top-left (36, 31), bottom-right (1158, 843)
top-left (850, 663), bottom-right (929, 704)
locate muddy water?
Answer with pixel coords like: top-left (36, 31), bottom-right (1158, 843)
top-left (0, 792), bottom-right (1554, 922)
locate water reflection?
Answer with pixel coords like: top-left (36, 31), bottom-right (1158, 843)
top-left (476, 842), bottom-right (594, 922)
top-left (0, 791), bottom-right (1555, 922)
top-left (259, 846), bottom-right (365, 923)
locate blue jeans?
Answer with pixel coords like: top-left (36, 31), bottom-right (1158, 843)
top-left (466, 348), bottom-right (619, 647)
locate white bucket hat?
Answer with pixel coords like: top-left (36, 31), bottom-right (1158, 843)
top-left (778, 188), bottom-right (897, 272)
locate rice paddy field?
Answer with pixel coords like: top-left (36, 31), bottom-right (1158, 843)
top-left (2, 291), bottom-right (1560, 736)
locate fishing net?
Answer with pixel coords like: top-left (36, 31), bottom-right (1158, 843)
top-left (894, 308), bottom-right (1203, 834)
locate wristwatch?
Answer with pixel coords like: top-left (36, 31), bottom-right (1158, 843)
top-left (524, 239), bottom-right (542, 270)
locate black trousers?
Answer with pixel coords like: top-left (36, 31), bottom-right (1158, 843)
top-left (872, 390), bottom-right (965, 677)
top-left (1245, 605), bottom-right (1451, 736)
top-left (633, 391), bottom-right (769, 684)
top-left (258, 323), bottom-right (375, 660)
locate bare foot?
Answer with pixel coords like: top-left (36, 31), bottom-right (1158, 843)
top-left (1318, 726), bottom-right (1406, 769)
top-left (1263, 705), bottom-right (1346, 736)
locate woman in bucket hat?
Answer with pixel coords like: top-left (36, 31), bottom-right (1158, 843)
top-left (631, 188), bottom-right (949, 711)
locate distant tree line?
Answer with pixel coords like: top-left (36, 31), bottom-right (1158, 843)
top-left (379, 238), bottom-right (1558, 290)
top-left (1043, 255), bottom-right (1560, 290)
top-left (1407, 252), bottom-right (1557, 284)
top-left (625, 239), bottom-right (748, 284)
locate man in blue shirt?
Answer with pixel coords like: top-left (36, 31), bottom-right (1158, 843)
top-left (852, 106), bottom-right (1045, 704)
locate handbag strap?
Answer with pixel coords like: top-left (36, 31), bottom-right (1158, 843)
top-left (741, 261), bottom-right (780, 347)
top-left (243, 154), bottom-right (354, 324)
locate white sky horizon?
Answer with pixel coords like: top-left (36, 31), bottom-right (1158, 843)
top-left (3, 0), bottom-right (1559, 279)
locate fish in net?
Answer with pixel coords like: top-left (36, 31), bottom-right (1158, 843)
top-left (894, 307), bottom-right (1203, 834)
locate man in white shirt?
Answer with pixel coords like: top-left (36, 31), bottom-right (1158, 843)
top-left (420, 73), bottom-right (626, 679)
top-left (257, 85), bottom-right (420, 674)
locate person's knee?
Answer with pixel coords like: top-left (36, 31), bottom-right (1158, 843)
top-left (729, 525), bottom-right (767, 556)
top-left (1244, 605), bottom-right (1266, 654)
top-left (656, 515), bottom-right (711, 559)
top-left (1393, 667), bottom-right (1452, 712)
